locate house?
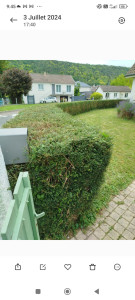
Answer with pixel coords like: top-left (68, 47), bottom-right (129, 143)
top-left (23, 73), bottom-right (75, 104)
top-left (125, 63), bottom-right (135, 102)
top-left (85, 86), bottom-right (99, 100)
top-left (95, 85), bottom-right (131, 100)
top-left (75, 81), bottom-right (91, 93)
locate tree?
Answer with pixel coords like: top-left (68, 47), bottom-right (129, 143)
top-left (111, 74), bottom-right (133, 88)
top-left (0, 76), bottom-right (6, 98)
top-left (90, 92), bottom-right (103, 100)
top-left (0, 61), bottom-right (9, 74)
top-left (74, 83), bottom-right (80, 96)
top-left (2, 68), bottom-right (32, 104)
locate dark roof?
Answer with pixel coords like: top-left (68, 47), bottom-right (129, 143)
top-left (85, 91), bottom-right (93, 98)
top-left (99, 85), bottom-right (131, 92)
top-left (80, 90), bottom-right (92, 94)
top-left (91, 86), bottom-right (99, 92)
top-left (125, 63), bottom-right (135, 77)
top-left (75, 81), bottom-right (91, 88)
top-left (30, 73), bottom-right (75, 84)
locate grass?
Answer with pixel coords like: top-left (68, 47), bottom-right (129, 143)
top-left (0, 104), bottom-right (40, 112)
top-left (74, 107), bottom-right (135, 224)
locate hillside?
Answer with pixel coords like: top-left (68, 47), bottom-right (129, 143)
top-left (8, 60), bottom-right (129, 86)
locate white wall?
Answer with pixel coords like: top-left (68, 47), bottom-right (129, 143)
top-left (0, 146), bottom-right (13, 238)
top-left (23, 83), bottom-right (74, 103)
top-left (80, 86), bottom-right (91, 93)
top-left (96, 87), bottom-right (130, 100)
top-left (130, 78), bottom-right (135, 102)
top-left (23, 83), bottom-right (52, 104)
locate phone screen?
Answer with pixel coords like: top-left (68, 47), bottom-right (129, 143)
top-left (0, 0), bottom-right (135, 299)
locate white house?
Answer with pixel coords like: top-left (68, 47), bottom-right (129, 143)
top-left (75, 81), bottom-right (91, 93)
top-left (95, 85), bottom-right (131, 100)
top-left (23, 73), bottom-right (75, 104)
top-left (125, 63), bottom-right (135, 102)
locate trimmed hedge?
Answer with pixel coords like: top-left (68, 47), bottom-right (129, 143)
top-left (5, 105), bottom-right (112, 239)
top-left (58, 99), bottom-right (124, 115)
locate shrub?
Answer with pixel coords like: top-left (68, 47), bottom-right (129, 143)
top-left (5, 105), bottom-right (112, 239)
top-left (58, 99), bottom-right (124, 116)
top-left (90, 92), bottom-right (103, 100)
top-left (117, 101), bottom-right (135, 119)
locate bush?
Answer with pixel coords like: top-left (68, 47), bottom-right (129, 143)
top-left (5, 105), bottom-right (112, 239)
top-left (90, 92), bottom-right (103, 100)
top-left (117, 101), bottom-right (135, 119)
top-left (58, 99), bottom-right (124, 116)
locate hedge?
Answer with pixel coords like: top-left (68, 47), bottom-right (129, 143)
top-left (5, 105), bottom-right (112, 239)
top-left (58, 99), bottom-right (124, 115)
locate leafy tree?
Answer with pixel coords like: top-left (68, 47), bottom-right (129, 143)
top-left (8, 60), bottom-right (130, 86)
top-left (0, 77), bottom-right (6, 98)
top-left (74, 83), bottom-right (80, 96)
top-left (2, 68), bottom-right (32, 104)
top-left (0, 61), bottom-right (9, 74)
top-left (111, 74), bottom-right (133, 88)
top-left (90, 92), bottom-right (103, 100)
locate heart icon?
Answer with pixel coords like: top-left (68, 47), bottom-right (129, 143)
top-left (64, 264), bottom-right (72, 270)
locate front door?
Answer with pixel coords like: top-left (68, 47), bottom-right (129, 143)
top-left (27, 95), bottom-right (35, 104)
top-left (60, 96), bottom-right (68, 102)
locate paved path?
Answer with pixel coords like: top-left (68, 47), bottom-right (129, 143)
top-left (72, 181), bottom-right (135, 240)
top-left (0, 110), bottom-right (20, 128)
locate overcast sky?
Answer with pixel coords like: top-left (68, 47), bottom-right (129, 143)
top-left (106, 60), bottom-right (134, 67)
top-left (67, 60), bottom-right (135, 67)
top-left (54, 59), bottom-right (134, 67)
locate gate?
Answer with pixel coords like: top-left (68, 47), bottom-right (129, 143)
top-left (27, 95), bottom-right (35, 104)
top-left (1, 172), bottom-right (45, 240)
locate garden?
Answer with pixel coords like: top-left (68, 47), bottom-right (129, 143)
top-left (74, 104), bottom-right (135, 227)
top-left (3, 100), bottom-right (135, 239)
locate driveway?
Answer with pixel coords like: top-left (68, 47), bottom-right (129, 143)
top-left (0, 110), bottom-right (20, 128)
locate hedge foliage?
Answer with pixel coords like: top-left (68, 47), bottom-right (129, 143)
top-left (5, 105), bottom-right (112, 239)
top-left (90, 92), bottom-right (103, 100)
top-left (58, 99), bottom-right (124, 115)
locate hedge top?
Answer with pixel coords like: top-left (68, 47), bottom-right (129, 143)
top-left (58, 99), bottom-right (125, 115)
top-left (3, 104), bottom-right (111, 156)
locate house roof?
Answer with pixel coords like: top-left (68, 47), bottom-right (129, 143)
top-left (99, 85), bottom-right (131, 92)
top-left (125, 63), bottom-right (135, 77)
top-left (85, 91), bottom-right (93, 98)
top-left (75, 81), bottom-right (91, 88)
top-left (30, 73), bottom-right (75, 84)
top-left (91, 86), bottom-right (99, 92)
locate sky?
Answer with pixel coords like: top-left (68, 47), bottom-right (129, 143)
top-left (67, 60), bottom-right (135, 67)
top-left (106, 60), bottom-right (135, 67)
top-left (52, 59), bottom-right (135, 68)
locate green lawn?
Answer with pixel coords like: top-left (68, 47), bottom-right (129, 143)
top-left (0, 104), bottom-right (40, 112)
top-left (74, 108), bottom-right (135, 224)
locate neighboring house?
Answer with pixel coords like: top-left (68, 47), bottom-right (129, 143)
top-left (75, 81), bottom-right (91, 93)
top-left (125, 63), bottom-right (135, 102)
top-left (23, 73), bottom-right (75, 104)
top-left (85, 85), bottom-right (99, 99)
top-left (95, 85), bottom-right (131, 100)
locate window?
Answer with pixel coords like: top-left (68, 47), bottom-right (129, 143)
top-left (38, 84), bottom-right (44, 91)
top-left (114, 93), bottom-right (117, 97)
top-left (105, 92), bottom-right (109, 98)
top-left (67, 85), bottom-right (71, 92)
top-left (56, 85), bottom-right (61, 93)
top-left (125, 93), bottom-right (128, 98)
